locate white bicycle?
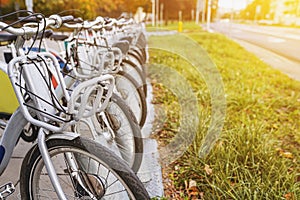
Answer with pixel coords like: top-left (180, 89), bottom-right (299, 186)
top-left (0, 12), bottom-right (150, 199)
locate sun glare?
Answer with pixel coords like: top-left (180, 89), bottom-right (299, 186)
top-left (218, 0), bottom-right (248, 10)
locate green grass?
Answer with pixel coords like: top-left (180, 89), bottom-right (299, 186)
top-left (148, 26), bottom-right (300, 199)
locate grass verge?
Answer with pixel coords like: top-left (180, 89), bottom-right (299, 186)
top-left (148, 23), bottom-right (300, 199)
top-left (146, 21), bottom-right (202, 32)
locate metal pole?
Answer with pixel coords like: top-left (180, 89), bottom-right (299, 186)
top-left (207, 0), bottom-right (212, 30)
top-left (192, 9), bottom-right (194, 21)
top-left (25, 0), bottom-right (33, 12)
top-left (179, 10), bottom-right (182, 21)
top-left (152, 0), bottom-right (155, 26)
top-left (156, 0), bottom-right (159, 26)
top-left (196, 0), bottom-right (200, 24)
top-left (202, 0), bottom-right (206, 23)
top-left (160, 3), bottom-right (164, 25)
top-left (196, 10), bottom-right (200, 24)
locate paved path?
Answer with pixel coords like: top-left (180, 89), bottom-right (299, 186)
top-left (138, 80), bottom-right (164, 198)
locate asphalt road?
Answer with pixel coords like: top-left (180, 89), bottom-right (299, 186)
top-left (210, 22), bottom-right (300, 63)
top-left (210, 22), bottom-right (300, 81)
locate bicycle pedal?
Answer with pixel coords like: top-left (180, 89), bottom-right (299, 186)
top-left (0, 182), bottom-right (15, 199)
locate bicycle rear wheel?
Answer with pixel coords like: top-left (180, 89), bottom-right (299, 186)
top-left (102, 94), bottom-right (143, 172)
top-left (121, 59), bottom-right (147, 96)
top-left (20, 137), bottom-right (150, 199)
top-left (115, 71), bottom-right (147, 128)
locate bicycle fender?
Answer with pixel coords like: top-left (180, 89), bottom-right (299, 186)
top-left (47, 132), bottom-right (80, 141)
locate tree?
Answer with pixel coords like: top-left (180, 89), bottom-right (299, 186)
top-left (239, 0), bottom-right (271, 20)
top-left (159, 0), bottom-right (197, 21)
top-left (31, 0), bottom-right (151, 19)
top-left (0, 0), bottom-right (20, 17)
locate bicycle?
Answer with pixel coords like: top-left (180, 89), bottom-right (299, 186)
top-left (0, 13), bottom-right (150, 199)
top-left (30, 17), bottom-right (148, 128)
top-left (60, 17), bottom-right (148, 127)
top-left (1, 15), bottom-right (145, 172)
top-left (93, 17), bottom-right (148, 96)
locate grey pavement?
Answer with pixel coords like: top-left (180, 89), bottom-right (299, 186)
top-left (146, 30), bottom-right (178, 36)
top-left (138, 80), bottom-right (164, 198)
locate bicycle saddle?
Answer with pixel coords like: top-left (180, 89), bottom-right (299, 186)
top-left (119, 36), bottom-right (133, 44)
top-left (112, 40), bottom-right (130, 55)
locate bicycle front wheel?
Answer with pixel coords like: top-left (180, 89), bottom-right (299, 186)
top-left (20, 137), bottom-right (150, 199)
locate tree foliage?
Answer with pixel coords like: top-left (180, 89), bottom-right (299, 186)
top-left (239, 0), bottom-right (272, 20)
top-left (0, 0), bottom-right (207, 21)
top-left (31, 0), bottom-right (151, 19)
top-left (0, 0), bottom-right (152, 20)
top-left (160, 0), bottom-right (197, 20)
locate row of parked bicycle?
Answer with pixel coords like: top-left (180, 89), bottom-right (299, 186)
top-left (0, 11), bottom-right (151, 199)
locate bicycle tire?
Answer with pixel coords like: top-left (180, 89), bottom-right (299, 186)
top-left (127, 51), bottom-right (147, 77)
top-left (20, 137), bottom-right (150, 199)
top-left (121, 59), bottom-right (147, 96)
top-left (104, 94), bottom-right (144, 172)
top-left (74, 94), bottom-right (143, 173)
top-left (115, 71), bottom-right (147, 128)
top-left (136, 34), bottom-right (147, 64)
top-left (128, 50), bottom-right (144, 70)
top-left (130, 46), bottom-right (144, 60)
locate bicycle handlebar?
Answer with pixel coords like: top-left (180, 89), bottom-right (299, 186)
top-left (0, 14), bottom-right (74, 36)
top-left (62, 15), bottom-right (136, 32)
top-left (18, 15), bottom-right (43, 23)
top-left (60, 15), bottom-right (74, 23)
top-left (64, 16), bottom-right (104, 29)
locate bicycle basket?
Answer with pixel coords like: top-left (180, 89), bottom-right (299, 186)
top-left (7, 52), bottom-right (114, 132)
top-left (66, 34), bottom-right (121, 79)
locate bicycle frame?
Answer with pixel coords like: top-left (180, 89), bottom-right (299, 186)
top-left (0, 15), bottom-right (109, 199)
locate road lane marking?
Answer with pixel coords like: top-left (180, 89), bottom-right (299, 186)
top-left (267, 36), bottom-right (285, 43)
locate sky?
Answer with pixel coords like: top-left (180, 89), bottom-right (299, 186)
top-left (218, 0), bottom-right (248, 10)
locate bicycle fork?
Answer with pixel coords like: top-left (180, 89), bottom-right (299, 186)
top-left (38, 129), bottom-right (105, 200)
top-left (38, 129), bottom-right (68, 200)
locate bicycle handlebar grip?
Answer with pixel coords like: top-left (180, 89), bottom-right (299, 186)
top-left (61, 15), bottom-right (74, 23)
top-left (73, 17), bottom-right (84, 23)
top-left (48, 15), bottom-right (73, 29)
top-left (104, 17), bottom-right (112, 24)
top-left (18, 15), bottom-right (42, 23)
